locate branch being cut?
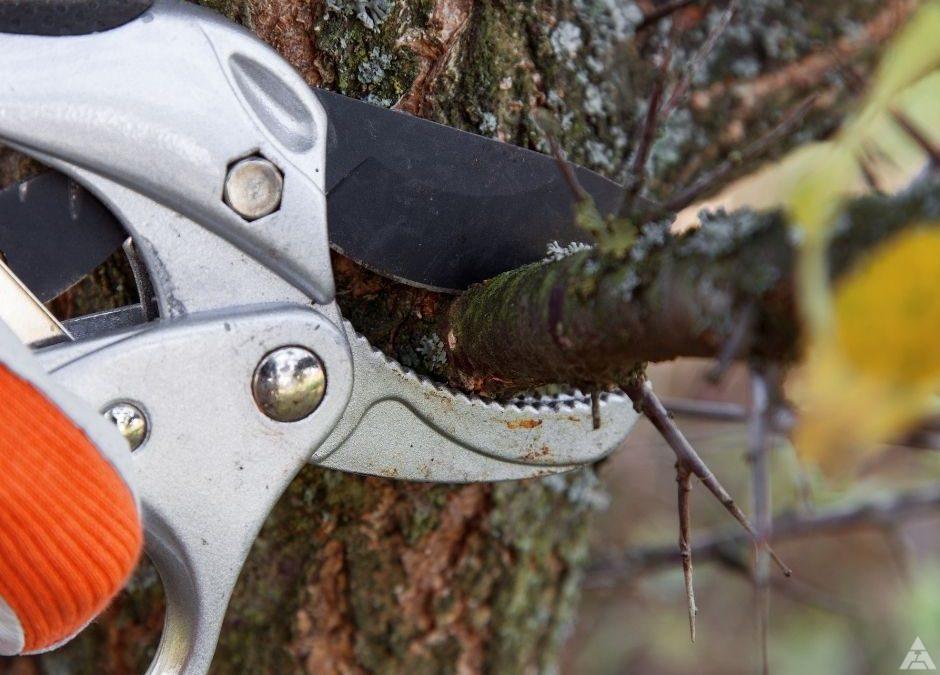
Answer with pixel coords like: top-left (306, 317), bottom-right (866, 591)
top-left (443, 177), bottom-right (940, 394)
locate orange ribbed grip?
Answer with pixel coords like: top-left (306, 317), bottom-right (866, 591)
top-left (0, 364), bottom-right (142, 652)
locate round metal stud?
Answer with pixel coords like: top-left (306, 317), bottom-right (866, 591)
top-left (223, 157), bottom-right (284, 221)
top-left (252, 346), bottom-right (326, 422)
top-left (103, 402), bottom-right (148, 451)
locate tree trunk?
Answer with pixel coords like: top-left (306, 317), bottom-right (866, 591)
top-left (0, 1), bottom-right (912, 672)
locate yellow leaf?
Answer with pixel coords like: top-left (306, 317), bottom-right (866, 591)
top-left (834, 228), bottom-right (940, 383)
top-left (784, 2), bottom-right (940, 393)
top-left (794, 226), bottom-right (940, 473)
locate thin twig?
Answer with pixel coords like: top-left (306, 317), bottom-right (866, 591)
top-left (707, 303), bottom-right (755, 383)
top-left (622, 55), bottom-right (668, 208)
top-left (856, 148), bottom-right (884, 193)
top-left (900, 426), bottom-right (940, 450)
top-left (543, 113), bottom-right (661, 240)
top-left (665, 396), bottom-right (933, 449)
top-left (881, 524), bottom-right (912, 586)
top-left (638, 0), bottom-right (703, 31)
top-left (661, 0), bottom-right (737, 118)
top-left (677, 460), bottom-right (697, 642)
top-left (708, 547), bottom-right (861, 619)
top-left (624, 379), bottom-right (792, 576)
top-left (591, 389), bottom-right (602, 430)
top-left (825, 45), bottom-right (867, 96)
top-left (664, 94), bottom-right (818, 213)
top-left (891, 110), bottom-right (940, 167)
top-left (921, 417), bottom-right (940, 434)
top-left (543, 122), bottom-right (591, 203)
top-left (663, 397), bottom-right (748, 422)
top-left (781, 442), bottom-right (815, 514)
top-left (748, 368), bottom-right (773, 675)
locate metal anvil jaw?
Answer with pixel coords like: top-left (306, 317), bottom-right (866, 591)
top-left (315, 323), bottom-right (639, 483)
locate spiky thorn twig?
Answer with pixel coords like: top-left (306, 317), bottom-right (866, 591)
top-left (623, 379), bottom-right (792, 577)
top-left (677, 460), bottom-right (697, 642)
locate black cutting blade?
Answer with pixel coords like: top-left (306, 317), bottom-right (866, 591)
top-left (315, 89), bottom-right (623, 292)
top-left (0, 172), bottom-right (127, 302)
top-left (0, 92), bottom-right (622, 300)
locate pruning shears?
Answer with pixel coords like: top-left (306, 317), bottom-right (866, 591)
top-left (0, 1), bottom-right (638, 672)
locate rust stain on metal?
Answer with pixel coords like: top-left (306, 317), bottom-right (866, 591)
top-left (504, 419), bottom-right (542, 430)
top-left (522, 445), bottom-right (551, 461)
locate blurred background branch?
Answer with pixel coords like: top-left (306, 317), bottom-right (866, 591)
top-left (587, 483), bottom-right (940, 585)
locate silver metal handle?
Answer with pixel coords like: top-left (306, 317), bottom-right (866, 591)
top-left (40, 306), bottom-right (353, 675)
top-left (0, 2), bottom-right (341, 671)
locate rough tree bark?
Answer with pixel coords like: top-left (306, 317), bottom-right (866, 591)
top-left (0, 1), bottom-right (917, 673)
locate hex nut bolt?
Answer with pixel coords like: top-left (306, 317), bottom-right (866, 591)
top-left (103, 402), bottom-right (148, 451)
top-left (223, 157), bottom-right (284, 221)
top-left (252, 347), bottom-right (326, 423)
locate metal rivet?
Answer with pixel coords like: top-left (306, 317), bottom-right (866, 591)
top-left (103, 402), bottom-right (148, 451)
top-left (223, 157), bottom-right (283, 221)
top-left (252, 347), bottom-right (326, 423)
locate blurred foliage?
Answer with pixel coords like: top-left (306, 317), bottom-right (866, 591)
top-left (782, 2), bottom-right (940, 474)
top-left (787, 2), bottom-right (940, 246)
top-left (795, 227), bottom-right (940, 473)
